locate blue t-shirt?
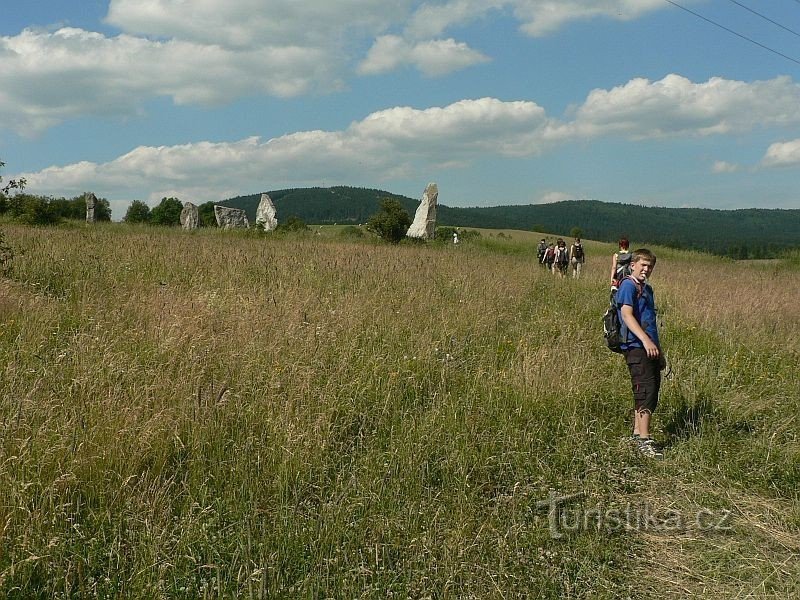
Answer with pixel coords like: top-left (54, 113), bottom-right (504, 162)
top-left (616, 277), bottom-right (659, 350)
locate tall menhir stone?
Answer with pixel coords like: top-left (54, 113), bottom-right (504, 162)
top-left (180, 201), bottom-right (199, 230)
top-left (406, 183), bottom-right (438, 240)
top-left (84, 192), bottom-right (97, 223)
top-left (255, 193), bottom-right (278, 232)
top-left (214, 205), bottom-right (250, 229)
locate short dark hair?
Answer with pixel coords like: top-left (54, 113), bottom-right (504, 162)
top-left (618, 237), bottom-right (629, 250)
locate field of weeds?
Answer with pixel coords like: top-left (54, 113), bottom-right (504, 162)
top-left (0, 222), bottom-right (798, 598)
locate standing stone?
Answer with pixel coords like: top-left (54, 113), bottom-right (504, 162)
top-left (255, 193), bottom-right (278, 232)
top-left (214, 205), bottom-right (250, 229)
top-left (180, 201), bottom-right (199, 230)
top-left (85, 192), bottom-right (97, 223)
top-left (406, 183), bottom-right (438, 240)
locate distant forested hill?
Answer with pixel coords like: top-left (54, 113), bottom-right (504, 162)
top-left (221, 187), bottom-right (800, 258)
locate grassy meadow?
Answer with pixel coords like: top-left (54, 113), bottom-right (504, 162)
top-left (0, 222), bottom-right (798, 598)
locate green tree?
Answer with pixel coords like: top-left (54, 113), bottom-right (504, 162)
top-left (150, 197), bottom-right (183, 226)
top-left (125, 200), bottom-right (152, 223)
top-left (366, 198), bottom-right (411, 243)
top-left (198, 202), bottom-right (217, 227)
top-left (570, 226), bottom-right (583, 239)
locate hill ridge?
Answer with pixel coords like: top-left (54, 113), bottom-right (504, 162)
top-left (220, 186), bottom-right (800, 258)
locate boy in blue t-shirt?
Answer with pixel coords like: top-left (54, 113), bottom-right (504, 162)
top-left (616, 248), bottom-right (665, 457)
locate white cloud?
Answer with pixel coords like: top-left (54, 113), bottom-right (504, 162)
top-left (406, 0), bottom-right (667, 39)
top-left (510, 0), bottom-right (665, 37)
top-left (0, 27), bottom-right (339, 134)
top-left (712, 160), bottom-right (739, 173)
top-left (358, 35), bottom-right (490, 76)
top-left (761, 139), bottom-right (800, 168)
top-left (555, 74), bottom-right (800, 141)
top-left (105, 0), bottom-right (415, 47)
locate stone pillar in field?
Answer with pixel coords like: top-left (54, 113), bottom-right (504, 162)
top-left (406, 183), bottom-right (438, 240)
top-left (180, 201), bottom-right (199, 230)
top-left (255, 193), bottom-right (278, 232)
top-left (85, 192), bottom-right (97, 223)
top-left (214, 205), bottom-right (250, 229)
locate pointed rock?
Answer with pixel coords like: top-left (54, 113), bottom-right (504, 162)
top-left (406, 183), bottom-right (438, 240)
top-left (255, 193), bottom-right (278, 232)
top-left (180, 202), bottom-right (199, 230)
top-left (85, 192), bottom-right (97, 223)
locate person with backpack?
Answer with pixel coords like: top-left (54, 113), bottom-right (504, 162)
top-left (542, 242), bottom-right (555, 271)
top-left (615, 248), bottom-right (666, 458)
top-left (610, 237), bottom-right (632, 289)
top-left (536, 238), bottom-right (547, 266)
top-left (553, 238), bottom-right (569, 277)
top-left (569, 237), bottom-right (585, 279)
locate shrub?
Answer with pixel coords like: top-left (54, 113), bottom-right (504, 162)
top-left (338, 225), bottom-right (364, 238)
top-left (366, 198), bottom-right (411, 243)
top-left (276, 215), bottom-right (310, 232)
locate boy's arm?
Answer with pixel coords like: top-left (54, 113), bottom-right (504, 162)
top-left (620, 305), bottom-right (660, 358)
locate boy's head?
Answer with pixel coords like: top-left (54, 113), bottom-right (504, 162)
top-left (631, 248), bottom-right (657, 281)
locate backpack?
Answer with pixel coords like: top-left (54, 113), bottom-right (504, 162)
top-left (603, 277), bottom-right (642, 353)
top-left (615, 251), bottom-right (632, 281)
top-left (573, 243), bottom-right (584, 261)
top-left (536, 242), bottom-right (547, 258)
top-left (556, 246), bottom-right (569, 265)
top-left (543, 247), bottom-right (555, 263)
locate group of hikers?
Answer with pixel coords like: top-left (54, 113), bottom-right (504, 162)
top-left (534, 233), bottom-right (667, 458)
top-left (536, 236), bottom-right (586, 278)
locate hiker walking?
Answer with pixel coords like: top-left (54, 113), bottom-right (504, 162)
top-left (569, 237), bottom-right (585, 279)
top-left (536, 238), bottom-right (547, 266)
top-left (453, 230), bottom-right (459, 245)
top-left (610, 237), bottom-right (632, 289)
top-left (553, 238), bottom-right (569, 277)
top-left (542, 242), bottom-right (556, 271)
top-left (616, 248), bottom-right (666, 458)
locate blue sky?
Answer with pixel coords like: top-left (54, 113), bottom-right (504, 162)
top-left (2, 1), bottom-right (800, 219)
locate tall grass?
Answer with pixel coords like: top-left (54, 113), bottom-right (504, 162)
top-left (0, 223), bottom-right (797, 598)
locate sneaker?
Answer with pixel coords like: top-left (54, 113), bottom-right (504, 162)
top-left (636, 438), bottom-right (663, 458)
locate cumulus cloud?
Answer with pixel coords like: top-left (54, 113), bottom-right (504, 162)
top-left (105, 0), bottom-right (414, 48)
top-left (358, 35), bottom-right (489, 76)
top-left (15, 97), bottom-right (552, 205)
top-left (406, 0), bottom-right (666, 39)
top-left (0, 27), bottom-right (339, 134)
top-left (554, 74), bottom-right (800, 141)
top-left (761, 139), bottom-right (800, 168)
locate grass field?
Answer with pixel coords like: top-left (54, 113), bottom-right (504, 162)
top-left (0, 222), bottom-right (798, 598)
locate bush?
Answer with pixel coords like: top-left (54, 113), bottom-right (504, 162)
top-left (276, 215), bottom-right (310, 232)
top-left (366, 198), bottom-right (411, 243)
top-left (338, 225), bottom-right (364, 239)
